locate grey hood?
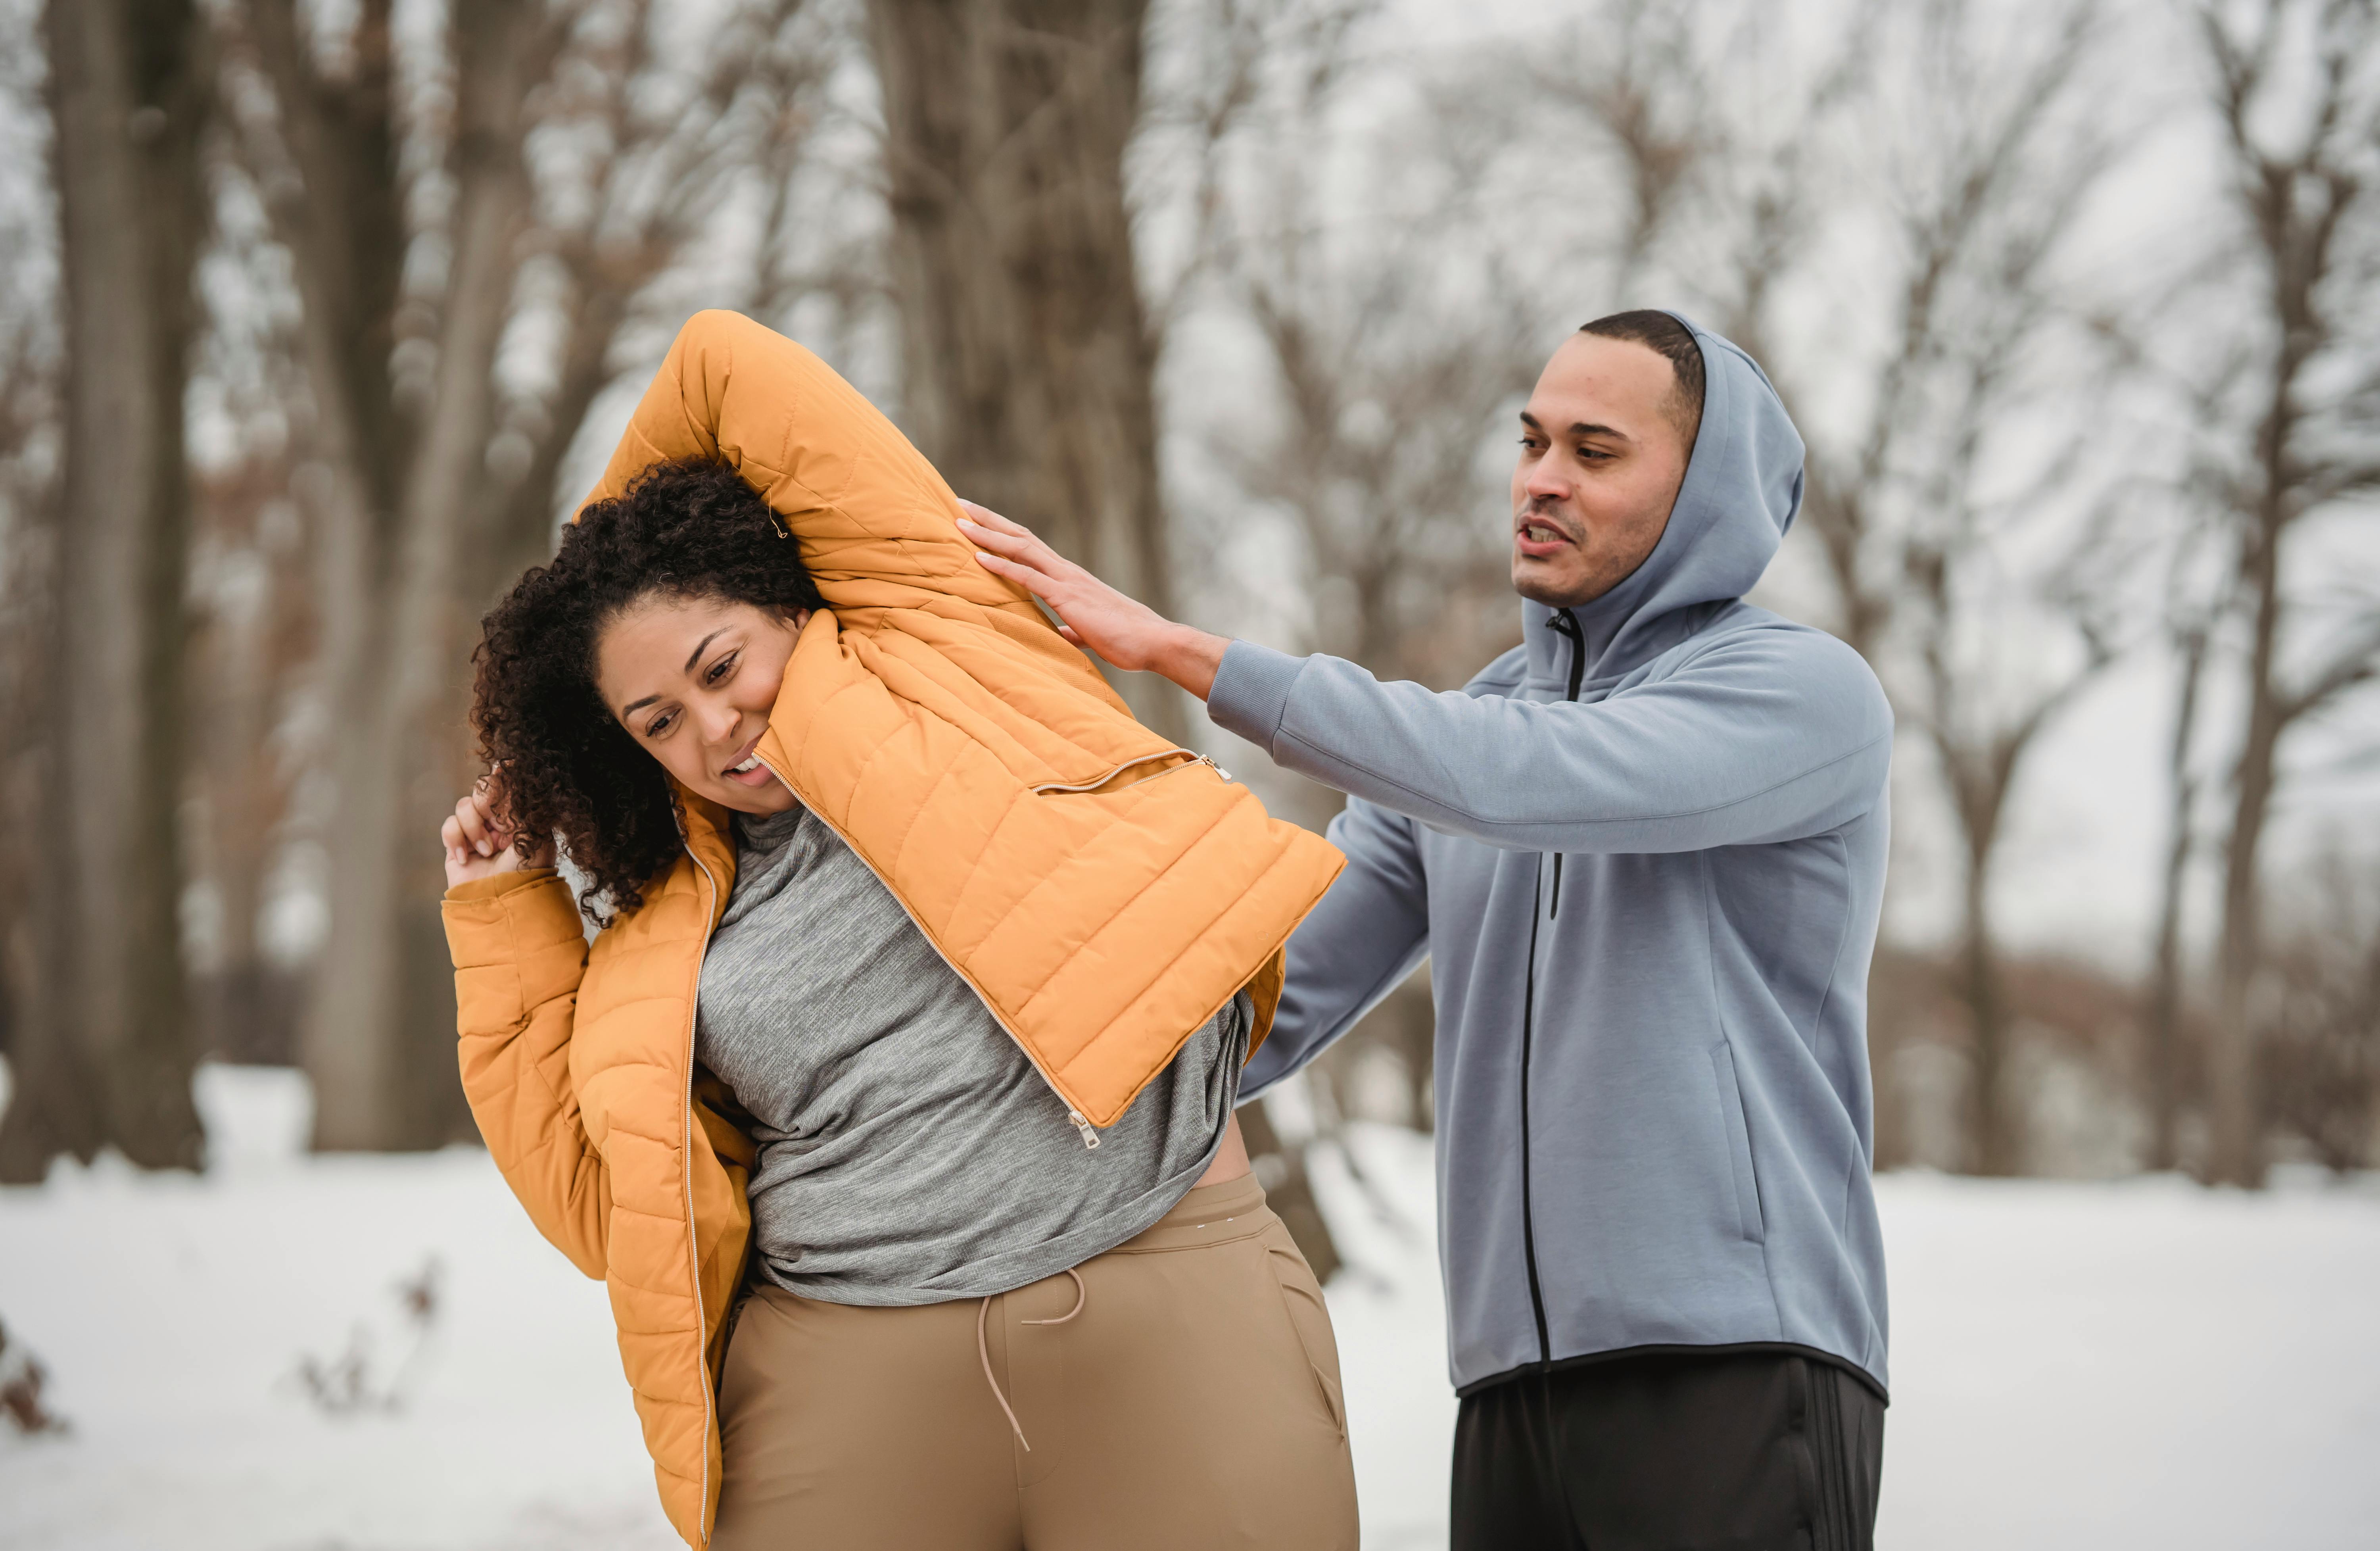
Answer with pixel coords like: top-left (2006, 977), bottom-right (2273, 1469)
top-left (1522, 314), bottom-right (1807, 689)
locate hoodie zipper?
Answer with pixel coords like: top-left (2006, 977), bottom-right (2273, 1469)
top-left (1518, 609), bottom-right (1588, 1369)
top-left (1546, 609), bottom-right (1587, 919)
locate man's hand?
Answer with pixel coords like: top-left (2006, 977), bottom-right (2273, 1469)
top-left (956, 500), bottom-right (1228, 700)
top-left (441, 774), bottom-right (555, 890)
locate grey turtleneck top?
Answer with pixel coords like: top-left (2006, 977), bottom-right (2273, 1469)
top-left (695, 803), bottom-right (1247, 1306)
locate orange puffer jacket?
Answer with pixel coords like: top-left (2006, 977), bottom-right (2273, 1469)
top-left (440, 311), bottom-right (1344, 1547)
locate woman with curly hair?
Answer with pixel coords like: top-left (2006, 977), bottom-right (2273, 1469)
top-left (434, 312), bottom-right (1357, 1551)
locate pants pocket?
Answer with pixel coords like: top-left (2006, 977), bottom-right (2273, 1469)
top-left (1263, 1229), bottom-right (1347, 1439)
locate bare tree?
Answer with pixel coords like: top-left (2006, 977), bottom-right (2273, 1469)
top-left (2144, 613), bottom-right (2212, 1170)
top-left (866, 0), bottom-right (1190, 740)
top-left (1893, 3), bottom-right (2127, 1175)
top-left (1710, 0), bottom-right (2132, 1172)
top-left (1184, 0), bottom-right (1549, 814)
top-left (226, 0), bottom-right (571, 1149)
top-left (2194, 0), bottom-right (2380, 1186)
top-left (481, 0), bottom-right (845, 588)
top-left (0, 0), bottom-right (213, 1180)
top-left (224, 0), bottom-right (841, 1148)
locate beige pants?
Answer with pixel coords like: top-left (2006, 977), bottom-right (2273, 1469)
top-left (711, 1174), bottom-right (1360, 1550)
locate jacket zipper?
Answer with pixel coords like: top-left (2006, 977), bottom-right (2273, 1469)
top-left (1519, 609), bottom-right (1588, 1369)
top-left (677, 838), bottom-right (725, 1540)
top-left (1030, 746), bottom-right (1226, 795)
top-left (753, 751), bottom-right (1184, 1149)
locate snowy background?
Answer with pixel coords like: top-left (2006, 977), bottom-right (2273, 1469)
top-left (4, 1066), bottom-right (2376, 1551)
top-left (2, 0), bottom-right (2377, 1542)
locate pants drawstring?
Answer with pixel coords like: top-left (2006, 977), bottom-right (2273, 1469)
top-left (977, 1267), bottom-right (1086, 1453)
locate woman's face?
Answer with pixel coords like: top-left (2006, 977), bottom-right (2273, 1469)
top-left (593, 593), bottom-right (809, 816)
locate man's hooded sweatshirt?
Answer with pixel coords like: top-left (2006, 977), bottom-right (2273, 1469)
top-left (1210, 315), bottom-right (1894, 1398)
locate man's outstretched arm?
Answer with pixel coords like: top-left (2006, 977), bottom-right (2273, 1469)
top-left (1241, 796), bottom-right (1432, 1100)
top-left (958, 502), bottom-right (1893, 856)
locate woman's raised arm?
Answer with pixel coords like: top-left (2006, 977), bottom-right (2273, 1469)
top-left (581, 310), bottom-right (1042, 626)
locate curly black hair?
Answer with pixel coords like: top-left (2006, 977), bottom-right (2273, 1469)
top-left (472, 458), bottom-right (825, 922)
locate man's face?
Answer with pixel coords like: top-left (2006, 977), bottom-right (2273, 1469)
top-left (1509, 333), bottom-right (1695, 609)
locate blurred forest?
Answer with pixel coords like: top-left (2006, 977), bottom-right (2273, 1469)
top-left (0, 0), bottom-right (2374, 1278)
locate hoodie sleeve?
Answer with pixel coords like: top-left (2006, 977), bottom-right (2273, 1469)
top-left (1239, 796), bottom-right (1432, 1102)
top-left (1209, 625), bottom-right (1892, 855)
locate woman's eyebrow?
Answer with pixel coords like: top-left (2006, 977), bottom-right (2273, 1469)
top-left (616, 628), bottom-right (732, 720)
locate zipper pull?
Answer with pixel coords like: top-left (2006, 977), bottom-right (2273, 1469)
top-left (1068, 1111), bottom-right (1102, 1149)
top-left (1196, 754), bottom-right (1234, 783)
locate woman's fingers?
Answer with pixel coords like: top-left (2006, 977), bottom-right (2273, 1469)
top-left (441, 774), bottom-right (551, 886)
top-left (472, 778), bottom-right (524, 856)
top-left (452, 795), bottom-right (486, 855)
top-left (455, 791), bottom-right (500, 859)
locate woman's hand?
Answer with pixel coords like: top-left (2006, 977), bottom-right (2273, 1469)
top-left (441, 775), bottom-right (555, 890)
top-left (956, 501), bottom-right (1230, 700)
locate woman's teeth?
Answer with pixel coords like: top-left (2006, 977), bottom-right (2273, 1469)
top-left (729, 755), bottom-right (760, 775)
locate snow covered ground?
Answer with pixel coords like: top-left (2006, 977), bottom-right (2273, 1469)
top-left (2, 1067), bottom-right (2376, 1550)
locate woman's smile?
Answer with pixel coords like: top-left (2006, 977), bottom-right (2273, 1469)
top-left (594, 593), bottom-right (809, 815)
top-left (722, 734), bottom-right (773, 784)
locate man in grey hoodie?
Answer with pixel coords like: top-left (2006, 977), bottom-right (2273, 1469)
top-left (960, 310), bottom-right (1892, 1549)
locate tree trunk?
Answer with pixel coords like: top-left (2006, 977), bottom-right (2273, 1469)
top-left (865, 0), bottom-right (1186, 742)
top-left (292, 0), bottom-right (543, 1150)
top-left (1961, 828), bottom-right (2019, 1176)
top-left (0, 0), bottom-right (209, 1181)
top-left (2207, 522), bottom-right (2284, 1188)
top-left (2144, 625), bottom-right (2206, 1172)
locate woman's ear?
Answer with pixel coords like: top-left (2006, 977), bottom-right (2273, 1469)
top-left (791, 607), bottom-right (813, 632)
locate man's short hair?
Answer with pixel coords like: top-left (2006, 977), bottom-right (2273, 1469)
top-left (1579, 310), bottom-right (1705, 454)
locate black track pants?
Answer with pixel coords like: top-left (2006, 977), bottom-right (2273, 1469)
top-left (1451, 1350), bottom-right (1884, 1551)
